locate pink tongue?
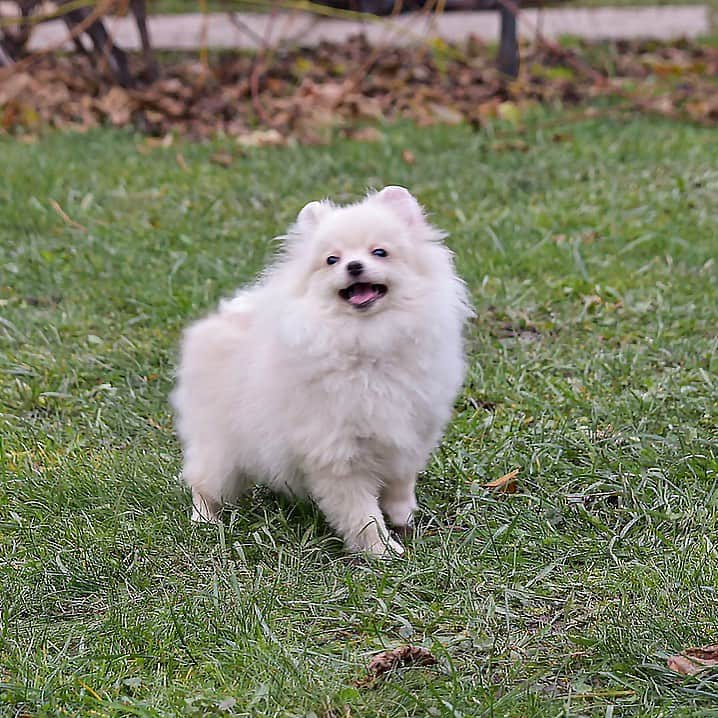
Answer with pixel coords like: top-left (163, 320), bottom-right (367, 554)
top-left (349, 284), bottom-right (378, 305)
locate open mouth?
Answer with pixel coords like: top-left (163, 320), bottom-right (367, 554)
top-left (339, 282), bottom-right (388, 310)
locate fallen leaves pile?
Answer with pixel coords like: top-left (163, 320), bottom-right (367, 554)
top-left (1, 35), bottom-right (718, 142)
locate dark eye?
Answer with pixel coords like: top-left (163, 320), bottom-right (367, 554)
top-left (372, 248), bottom-right (388, 257)
top-left (326, 256), bottom-right (340, 266)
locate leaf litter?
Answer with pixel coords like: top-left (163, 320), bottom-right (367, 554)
top-left (667, 645), bottom-right (718, 677)
top-left (1, 35), bottom-right (717, 142)
top-left (355, 645), bottom-right (438, 688)
top-left (485, 467), bottom-right (519, 493)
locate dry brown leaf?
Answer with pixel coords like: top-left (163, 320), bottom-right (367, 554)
top-left (144, 109), bottom-right (165, 125)
top-left (302, 80), bottom-right (346, 107)
top-left (237, 129), bottom-right (285, 148)
top-left (667, 645), bottom-right (718, 676)
top-left (144, 135), bottom-right (174, 148)
top-left (348, 127), bottom-right (383, 143)
top-left (304, 107), bottom-right (342, 130)
top-left (152, 95), bottom-right (186, 119)
top-left (490, 139), bottom-right (529, 153)
top-left (485, 468), bottom-right (519, 493)
top-left (427, 103), bottom-right (465, 125)
top-left (97, 87), bottom-right (134, 126)
top-left (353, 96), bottom-right (384, 122)
top-left (402, 149), bottom-right (416, 165)
top-left (210, 152), bottom-right (235, 167)
top-left (356, 646), bottom-right (437, 688)
top-left (0, 72), bottom-right (34, 104)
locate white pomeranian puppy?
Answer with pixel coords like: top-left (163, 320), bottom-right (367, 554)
top-left (171, 186), bottom-right (471, 557)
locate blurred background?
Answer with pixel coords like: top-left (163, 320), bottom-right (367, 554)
top-left (0, 0), bottom-right (716, 140)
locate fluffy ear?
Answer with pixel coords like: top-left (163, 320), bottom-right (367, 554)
top-left (375, 186), bottom-right (424, 226)
top-left (296, 200), bottom-right (331, 231)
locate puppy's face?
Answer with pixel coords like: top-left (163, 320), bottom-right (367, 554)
top-left (293, 187), bottom-right (431, 316)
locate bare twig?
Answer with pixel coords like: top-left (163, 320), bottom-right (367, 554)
top-left (4, 0), bottom-right (113, 71)
top-left (250, 1), bottom-right (285, 128)
top-left (198, 0), bottom-right (210, 74)
top-left (0, 0), bottom-right (94, 29)
top-left (226, 11), bottom-right (266, 46)
top-left (50, 199), bottom-right (87, 231)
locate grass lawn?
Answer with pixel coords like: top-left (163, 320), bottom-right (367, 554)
top-left (1, 114), bottom-right (717, 717)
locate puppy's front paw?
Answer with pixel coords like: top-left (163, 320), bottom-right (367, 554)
top-left (382, 498), bottom-right (417, 531)
top-left (190, 491), bottom-right (221, 524)
top-left (363, 534), bottom-right (405, 559)
top-left (191, 506), bottom-right (220, 524)
top-left (392, 523), bottom-right (414, 539)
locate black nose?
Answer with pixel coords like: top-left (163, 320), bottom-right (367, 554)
top-left (346, 261), bottom-right (364, 277)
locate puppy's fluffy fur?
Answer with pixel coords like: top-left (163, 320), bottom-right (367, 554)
top-left (171, 186), bottom-right (471, 556)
